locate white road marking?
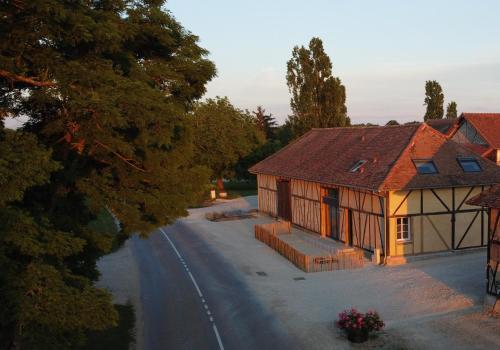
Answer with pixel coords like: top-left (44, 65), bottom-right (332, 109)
top-left (213, 325), bottom-right (225, 350)
top-left (187, 271), bottom-right (202, 297)
top-left (159, 228), bottom-right (224, 350)
top-left (160, 229), bottom-right (183, 259)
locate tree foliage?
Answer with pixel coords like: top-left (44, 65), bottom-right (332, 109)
top-left (191, 97), bottom-right (265, 184)
top-left (446, 101), bottom-right (458, 119)
top-left (253, 106), bottom-right (277, 140)
top-left (424, 80), bottom-right (444, 121)
top-left (0, 0), bottom-right (215, 348)
top-left (286, 37), bottom-right (349, 138)
top-left (385, 120), bottom-right (400, 126)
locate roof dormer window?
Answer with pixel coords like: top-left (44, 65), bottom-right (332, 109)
top-left (349, 160), bottom-right (367, 172)
top-left (413, 159), bottom-right (438, 174)
top-left (457, 157), bottom-right (481, 172)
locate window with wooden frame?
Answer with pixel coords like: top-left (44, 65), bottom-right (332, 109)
top-left (396, 217), bottom-right (411, 242)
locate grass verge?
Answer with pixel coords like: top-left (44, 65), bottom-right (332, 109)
top-left (224, 180), bottom-right (257, 198)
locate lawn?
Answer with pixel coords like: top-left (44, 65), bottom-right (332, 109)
top-left (223, 180), bottom-right (257, 198)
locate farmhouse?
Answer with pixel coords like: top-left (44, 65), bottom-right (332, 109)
top-left (467, 185), bottom-right (500, 301)
top-left (249, 123), bottom-right (500, 261)
top-left (448, 113), bottom-right (500, 165)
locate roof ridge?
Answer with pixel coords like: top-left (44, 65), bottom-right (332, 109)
top-left (248, 128), bottom-right (315, 173)
top-left (461, 112), bottom-right (500, 115)
top-left (311, 124), bottom-right (420, 131)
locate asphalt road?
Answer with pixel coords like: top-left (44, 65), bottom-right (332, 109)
top-left (129, 221), bottom-right (298, 350)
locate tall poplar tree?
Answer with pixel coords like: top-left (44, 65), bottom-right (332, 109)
top-left (286, 37), bottom-right (349, 138)
top-left (424, 80), bottom-right (445, 120)
top-left (0, 0), bottom-right (215, 348)
top-left (446, 101), bottom-right (458, 119)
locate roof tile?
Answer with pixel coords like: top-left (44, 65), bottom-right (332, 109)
top-left (250, 124), bottom-right (500, 192)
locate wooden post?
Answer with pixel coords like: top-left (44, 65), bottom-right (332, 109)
top-left (385, 192), bottom-right (390, 258)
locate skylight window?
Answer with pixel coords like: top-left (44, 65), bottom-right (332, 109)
top-left (413, 160), bottom-right (438, 174)
top-left (349, 160), bottom-right (366, 173)
top-left (457, 157), bottom-right (482, 172)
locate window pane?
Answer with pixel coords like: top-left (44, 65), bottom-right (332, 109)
top-left (459, 158), bottom-right (481, 172)
top-left (350, 160), bottom-right (367, 173)
top-left (397, 217), bottom-right (410, 241)
top-left (414, 160), bottom-right (438, 174)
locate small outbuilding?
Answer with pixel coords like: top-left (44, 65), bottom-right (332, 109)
top-left (250, 123), bottom-right (500, 261)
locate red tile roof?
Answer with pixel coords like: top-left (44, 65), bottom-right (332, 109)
top-left (461, 143), bottom-right (490, 156)
top-left (467, 185), bottom-right (500, 208)
top-left (461, 113), bottom-right (500, 149)
top-left (382, 125), bottom-right (500, 190)
top-left (249, 124), bottom-right (500, 192)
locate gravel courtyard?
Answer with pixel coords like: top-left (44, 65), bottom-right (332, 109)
top-left (183, 196), bottom-right (500, 349)
top-left (98, 195), bottom-right (500, 349)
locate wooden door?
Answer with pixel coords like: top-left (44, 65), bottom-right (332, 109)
top-left (323, 188), bottom-right (339, 239)
top-left (277, 180), bottom-right (291, 221)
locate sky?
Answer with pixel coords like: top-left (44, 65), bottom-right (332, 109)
top-left (166, 0), bottom-right (500, 125)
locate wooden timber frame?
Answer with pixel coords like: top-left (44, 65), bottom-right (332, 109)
top-left (257, 174), bottom-right (490, 257)
top-left (487, 208), bottom-right (500, 296)
top-left (388, 186), bottom-right (489, 256)
top-left (257, 174), bottom-right (385, 254)
top-left (321, 186), bottom-right (385, 254)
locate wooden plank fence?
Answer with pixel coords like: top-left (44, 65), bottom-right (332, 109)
top-left (254, 222), bottom-right (364, 272)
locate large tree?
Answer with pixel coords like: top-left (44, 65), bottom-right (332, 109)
top-left (446, 101), bottom-right (458, 119)
top-left (286, 37), bottom-right (349, 138)
top-left (424, 80), bottom-right (444, 121)
top-left (192, 97), bottom-right (265, 189)
top-left (0, 0), bottom-right (215, 348)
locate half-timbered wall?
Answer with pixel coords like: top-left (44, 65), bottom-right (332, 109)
top-left (257, 174), bottom-right (277, 216)
top-left (256, 175), bottom-right (386, 252)
top-left (329, 187), bottom-right (385, 253)
top-left (389, 186), bottom-right (489, 256)
top-left (487, 208), bottom-right (500, 296)
top-left (290, 179), bottom-right (321, 233)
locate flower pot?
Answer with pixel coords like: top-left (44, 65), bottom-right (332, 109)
top-left (346, 328), bottom-right (369, 343)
